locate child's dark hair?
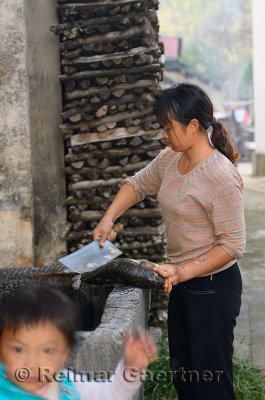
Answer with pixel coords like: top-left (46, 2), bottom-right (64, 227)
top-left (154, 83), bottom-right (239, 164)
top-left (0, 288), bottom-right (79, 348)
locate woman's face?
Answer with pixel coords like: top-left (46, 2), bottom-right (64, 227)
top-left (163, 118), bottom-right (197, 153)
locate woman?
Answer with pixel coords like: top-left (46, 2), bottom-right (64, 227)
top-left (93, 83), bottom-right (246, 400)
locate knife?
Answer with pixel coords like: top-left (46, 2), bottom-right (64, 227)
top-left (59, 223), bottom-right (123, 273)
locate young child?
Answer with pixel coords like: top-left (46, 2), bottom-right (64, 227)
top-left (0, 288), bottom-right (158, 400)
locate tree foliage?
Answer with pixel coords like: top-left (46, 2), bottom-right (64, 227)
top-left (158, 0), bottom-right (252, 99)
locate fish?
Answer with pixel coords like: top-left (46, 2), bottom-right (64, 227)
top-left (0, 264), bottom-right (76, 302)
top-left (0, 264), bottom-right (113, 331)
top-left (0, 259), bottom-right (171, 298)
top-left (81, 258), bottom-right (171, 294)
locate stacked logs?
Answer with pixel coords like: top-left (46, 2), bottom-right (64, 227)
top-left (64, 135), bottom-right (167, 262)
top-left (148, 291), bottom-right (169, 328)
top-left (52, 0), bottom-right (164, 140)
top-left (50, 0), bottom-right (168, 326)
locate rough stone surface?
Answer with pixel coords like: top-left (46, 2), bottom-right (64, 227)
top-left (68, 287), bottom-right (151, 400)
top-left (0, 0), bottom-right (33, 267)
top-left (25, 0), bottom-right (67, 265)
top-left (0, 0), bottom-right (67, 267)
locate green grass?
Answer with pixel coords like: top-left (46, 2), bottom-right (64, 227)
top-left (144, 337), bottom-right (265, 400)
top-left (233, 357), bottom-right (265, 400)
top-left (143, 337), bottom-right (177, 400)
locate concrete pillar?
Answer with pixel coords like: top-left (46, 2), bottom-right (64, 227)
top-left (0, 0), bottom-right (67, 268)
top-left (252, 0), bottom-right (265, 175)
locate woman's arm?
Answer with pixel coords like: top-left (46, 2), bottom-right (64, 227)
top-left (93, 148), bottom-right (168, 246)
top-left (93, 184), bottom-right (137, 246)
top-left (154, 245), bottom-right (234, 284)
top-left (155, 183), bottom-right (246, 284)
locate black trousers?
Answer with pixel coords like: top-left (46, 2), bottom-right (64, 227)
top-left (168, 263), bottom-right (242, 400)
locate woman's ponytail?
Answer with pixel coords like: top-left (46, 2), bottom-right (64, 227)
top-left (211, 119), bottom-right (240, 164)
top-left (155, 83), bottom-right (240, 164)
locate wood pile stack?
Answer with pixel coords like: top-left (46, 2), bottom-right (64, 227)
top-left (148, 291), bottom-right (168, 328)
top-left (63, 136), bottom-right (168, 262)
top-left (50, 0), bottom-right (168, 326)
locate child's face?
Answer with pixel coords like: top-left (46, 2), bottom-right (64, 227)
top-left (0, 320), bottom-right (70, 393)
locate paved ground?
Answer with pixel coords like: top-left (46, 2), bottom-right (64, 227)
top-left (234, 163), bottom-right (265, 371)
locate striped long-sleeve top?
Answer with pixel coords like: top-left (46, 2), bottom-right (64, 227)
top-left (125, 147), bottom-right (246, 275)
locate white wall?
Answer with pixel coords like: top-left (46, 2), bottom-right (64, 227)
top-left (253, 0), bottom-right (265, 153)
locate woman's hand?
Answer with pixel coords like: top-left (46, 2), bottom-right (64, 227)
top-left (153, 264), bottom-right (185, 285)
top-left (92, 184), bottom-right (137, 247)
top-left (124, 328), bottom-right (158, 371)
top-left (92, 217), bottom-right (117, 247)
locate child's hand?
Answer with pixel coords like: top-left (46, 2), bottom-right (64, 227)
top-left (124, 327), bottom-right (158, 371)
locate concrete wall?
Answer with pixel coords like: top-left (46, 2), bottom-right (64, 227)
top-left (252, 0), bottom-right (265, 175)
top-left (0, 0), bottom-right (67, 267)
top-left (0, 0), bottom-right (33, 267)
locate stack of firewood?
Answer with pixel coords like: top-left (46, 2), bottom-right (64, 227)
top-left (64, 135), bottom-right (167, 262)
top-left (50, 0), bottom-right (168, 326)
top-left (148, 291), bottom-right (169, 328)
top-left (52, 1), bottom-right (164, 139)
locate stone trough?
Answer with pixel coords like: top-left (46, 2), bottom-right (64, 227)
top-left (69, 286), bottom-right (150, 400)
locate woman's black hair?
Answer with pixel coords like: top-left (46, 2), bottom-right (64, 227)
top-left (0, 288), bottom-right (80, 348)
top-left (154, 83), bottom-right (239, 163)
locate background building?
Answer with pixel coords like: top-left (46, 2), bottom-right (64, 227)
top-left (252, 0), bottom-right (265, 175)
